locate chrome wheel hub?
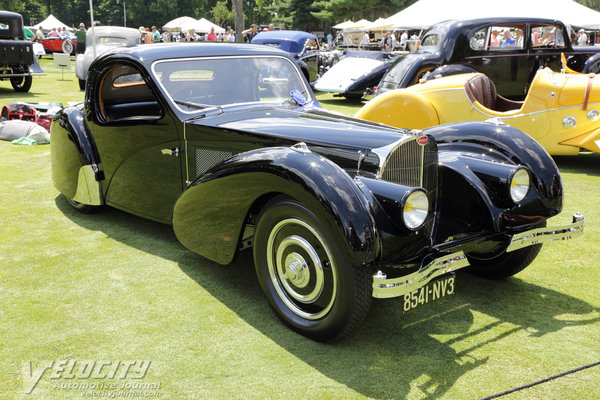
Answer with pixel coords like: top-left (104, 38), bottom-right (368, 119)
top-left (266, 218), bottom-right (337, 320)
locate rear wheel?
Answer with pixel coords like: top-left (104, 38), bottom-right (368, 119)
top-left (11, 76), bottom-right (32, 93)
top-left (67, 197), bottom-right (101, 214)
top-left (253, 196), bottom-right (372, 341)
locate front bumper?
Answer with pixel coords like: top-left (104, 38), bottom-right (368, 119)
top-left (372, 213), bottom-right (585, 299)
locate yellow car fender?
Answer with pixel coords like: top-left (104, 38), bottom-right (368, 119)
top-left (355, 89), bottom-right (440, 129)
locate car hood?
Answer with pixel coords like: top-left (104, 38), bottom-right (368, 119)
top-left (191, 104), bottom-right (412, 151)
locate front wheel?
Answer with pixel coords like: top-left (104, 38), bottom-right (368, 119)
top-left (253, 197), bottom-right (372, 341)
top-left (466, 223), bottom-right (546, 280)
top-left (11, 76), bottom-right (32, 92)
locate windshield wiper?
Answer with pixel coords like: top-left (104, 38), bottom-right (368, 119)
top-left (174, 99), bottom-right (208, 109)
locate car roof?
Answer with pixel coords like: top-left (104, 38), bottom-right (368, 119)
top-left (97, 42), bottom-right (294, 66)
top-left (251, 30), bottom-right (317, 53)
top-left (429, 17), bottom-right (566, 32)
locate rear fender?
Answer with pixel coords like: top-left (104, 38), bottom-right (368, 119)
top-left (355, 89), bottom-right (439, 129)
top-left (172, 146), bottom-right (380, 265)
top-left (428, 64), bottom-right (479, 80)
top-left (51, 105), bottom-right (104, 205)
top-left (582, 53), bottom-right (600, 74)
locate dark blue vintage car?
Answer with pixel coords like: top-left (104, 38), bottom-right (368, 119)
top-left (51, 43), bottom-right (583, 341)
top-left (252, 30), bottom-right (338, 82)
top-left (377, 17), bottom-right (600, 99)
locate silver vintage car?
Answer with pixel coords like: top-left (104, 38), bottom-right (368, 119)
top-left (75, 26), bottom-right (140, 90)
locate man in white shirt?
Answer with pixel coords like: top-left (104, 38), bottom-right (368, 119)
top-left (577, 29), bottom-right (588, 46)
top-left (362, 31), bottom-right (370, 45)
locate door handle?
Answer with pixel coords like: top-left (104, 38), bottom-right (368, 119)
top-left (161, 148), bottom-right (180, 156)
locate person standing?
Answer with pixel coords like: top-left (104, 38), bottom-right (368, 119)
top-left (400, 30), bottom-right (408, 50)
top-left (35, 26), bottom-right (45, 41)
top-left (226, 29), bottom-right (235, 42)
top-left (362, 30), bottom-right (370, 45)
top-left (246, 24), bottom-right (258, 42)
top-left (48, 27), bottom-right (61, 38)
top-left (151, 26), bottom-right (161, 43)
top-left (75, 23), bottom-right (86, 55)
top-left (577, 29), bottom-right (588, 46)
top-left (206, 27), bottom-right (217, 42)
top-left (162, 29), bottom-right (172, 42)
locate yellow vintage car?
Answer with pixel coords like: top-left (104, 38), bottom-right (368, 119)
top-left (356, 67), bottom-right (600, 155)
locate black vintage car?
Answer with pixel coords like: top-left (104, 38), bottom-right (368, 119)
top-left (0, 11), bottom-right (44, 92)
top-left (51, 43), bottom-right (584, 341)
top-left (377, 17), bottom-right (600, 99)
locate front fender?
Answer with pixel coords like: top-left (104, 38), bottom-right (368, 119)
top-left (425, 121), bottom-right (563, 229)
top-left (172, 146), bottom-right (380, 266)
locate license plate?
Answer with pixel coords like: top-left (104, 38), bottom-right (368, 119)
top-left (403, 275), bottom-right (455, 312)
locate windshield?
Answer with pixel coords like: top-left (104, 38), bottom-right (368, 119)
top-left (152, 55), bottom-right (310, 112)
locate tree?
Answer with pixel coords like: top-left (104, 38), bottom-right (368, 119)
top-left (212, 0), bottom-right (233, 27)
top-left (232, 0), bottom-right (243, 41)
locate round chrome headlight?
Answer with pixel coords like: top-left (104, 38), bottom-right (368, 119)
top-left (403, 190), bottom-right (429, 230)
top-left (509, 168), bottom-right (530, 203)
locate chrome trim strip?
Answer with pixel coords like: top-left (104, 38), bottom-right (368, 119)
top-left (506, 213), bottom-right (584, 252)
top-left (372, 251), bottom-right (469, 299)
top-left (0, 73), bottom-right (46, 77)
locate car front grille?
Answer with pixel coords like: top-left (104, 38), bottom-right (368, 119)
top-left (379, 136), bottom-right (438, 197)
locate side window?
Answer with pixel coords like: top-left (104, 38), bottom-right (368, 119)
top-left (420, 34), bottom-right (439, 48)
top-left (532, 25), bottom-right (565, 48)
top-left (305, 38), bottom-right (319, 50)
top-left (98, 65), bottom-right (162, 122)
top-left (472, 25), bottom-right (525, 51)
top-left (470, 28), bottom-right (487, 50)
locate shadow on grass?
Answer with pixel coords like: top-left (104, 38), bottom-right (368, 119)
top-left (56, 195), bottom-right (600, 399)
top-left (554, 152), bottom-right (600, 177)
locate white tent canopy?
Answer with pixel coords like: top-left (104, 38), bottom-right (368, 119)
top-left (163, 16), bottom-right (198, 31)
top-left (177, 17), bottom-right (225, 33)
top-left (332, 20), bottom-right (355, 29)
top-left (385, 0), bottom-right (600, 30)
top-left (32, 14), bottom-right (72, 31)
top-left (364, 18), bottom-right (393, 31)
top-left (196, 18), bottom-right (225, 34)
top-left (347, 19), bottom-right (372, 29)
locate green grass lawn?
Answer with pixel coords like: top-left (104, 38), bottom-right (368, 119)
top-left (0, 57), bottom-right (599, 399)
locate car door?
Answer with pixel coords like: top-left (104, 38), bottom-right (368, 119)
top-left (88, 63), bottom-right (184, 223)
top-left (465, 24), bottom-right (529, 99)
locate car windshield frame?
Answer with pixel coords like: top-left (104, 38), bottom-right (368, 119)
top-left (151, 55), bottom-right (312, 114)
